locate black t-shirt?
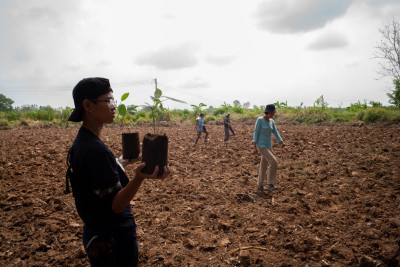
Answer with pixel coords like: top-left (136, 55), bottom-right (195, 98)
top-left (69, 127), bottom-right (136, 236)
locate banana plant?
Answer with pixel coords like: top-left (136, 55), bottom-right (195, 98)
top-left (190, 103), bottom-right (207, 118)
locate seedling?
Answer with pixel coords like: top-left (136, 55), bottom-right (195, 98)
top-left (117, 93), bottom-right (137, 125)
top-left (117, 92), bottom-right (140, 159)
top-left (142, 79), bottom-right (186, 133)
top-left (141, 79), bottom-right (186, 176)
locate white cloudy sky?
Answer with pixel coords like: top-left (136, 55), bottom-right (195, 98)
top-left (0, 0), bottom-right (399, 109)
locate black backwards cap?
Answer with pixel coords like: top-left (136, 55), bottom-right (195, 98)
top-left (68, 77), bottom-right (113, 122)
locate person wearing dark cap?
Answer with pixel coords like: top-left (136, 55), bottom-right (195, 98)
top-left (223, 113), bottom-right (235, 145)
top-left (194, 112), bottom-right (208, 144)
top-left (252, 104), bottom-right (286, 191)
top-left (65, 77), bottom-right (169, 266)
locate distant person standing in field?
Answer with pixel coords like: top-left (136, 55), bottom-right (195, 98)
top-left (65, 77), bottom-right (169, 266)
top-left (194, 112), bottom-right (208, 144)
top-left (252, 104), bottom-right (286, 191)
top-left (223, 113), bottom-right (235, 144)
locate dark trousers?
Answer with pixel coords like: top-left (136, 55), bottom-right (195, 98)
top-left (224, 125), bottom-right (235, 141)
top-left (83, 225), bottom-right (139, 267)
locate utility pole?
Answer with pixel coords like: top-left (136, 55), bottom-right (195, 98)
top-left (154, 78), bottom-right (157, 91)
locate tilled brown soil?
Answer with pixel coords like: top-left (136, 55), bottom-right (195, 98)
top-left (0, 123), bottom-right (400, 266)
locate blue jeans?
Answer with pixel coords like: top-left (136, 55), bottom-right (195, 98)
top-left (83, 225), bottom-right (138, 267)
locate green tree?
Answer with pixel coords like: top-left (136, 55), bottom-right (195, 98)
top-left (387, 79), bottom-right (400, 107)
top-left (0, 94), bottom-right (14, 112)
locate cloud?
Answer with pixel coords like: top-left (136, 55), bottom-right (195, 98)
top-left (254, 0), bottom-right (352, 33)
top-left (307, 31), bottom-right (349, 50)
top-left (0, 0), bottom-right (82, 56)
top-left (161, 13), bottom-right (175, 20)
top-left (178, 78), bottom-right (210, 89)
top-left (135, 43), bottom-right (200, 70)
top-left (370, 0), bottom-right (400, 5)
top-left (0, 0), bottom-right (85, 83)
top-left (361, 0), bottom-right (400, 18)
top-left (205, 55), bottom-right (236, 66)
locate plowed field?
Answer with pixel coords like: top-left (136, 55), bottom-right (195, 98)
top-left (1, 122), bottom-right (400, 266)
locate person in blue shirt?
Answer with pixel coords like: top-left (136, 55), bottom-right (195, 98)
top-left (252, 104), bottom-right (286, 191)
top-left (194, 112), bottom-right (208, 144)
top-left (66, 77), bottom-right (170, 266)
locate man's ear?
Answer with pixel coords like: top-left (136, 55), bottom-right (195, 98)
top-left (82, 99), bottom-right (93, 112)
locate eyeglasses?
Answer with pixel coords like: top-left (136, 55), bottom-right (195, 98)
top-left (91, 98), bottom-right (117, 107)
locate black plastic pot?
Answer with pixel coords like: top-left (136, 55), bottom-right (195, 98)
top-left (122, 132), bottom-right (140, 159)
top-left (141, 133), bottom-right (168, 176)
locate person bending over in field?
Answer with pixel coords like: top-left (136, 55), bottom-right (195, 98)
top-left (223, 113), bottom-right (235, 145)
top-left (252, 104), bottom-right (287, 191)
top-left (194, 112), bottom-right (208, 144)
top-left (65, 77), bottom-right (169, 267)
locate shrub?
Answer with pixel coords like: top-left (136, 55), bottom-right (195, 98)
top-left (178, 109), bottom-right (190, 116)
top-left (0, 119), bottom-right (9, 126)
top-left (61, 108), bottom-right (72, 121)
top-left (369, 101), bottom-right (382, 107)
top-left (366, 109), bottom-right (382, 123)
top-left (231, 106), bottom-right (244, 114)
top-left (7, 111), bottom-right (19, 121)
top-left (133, 116), bottom-right (148, 125)
top-left (332, 111), bottom-right (356, 122)
top-left (236, 112), bottom-right (260, 123)
top-left (357, 107), bottom-right (397, 123)
top-left (20, 119), bottom-right (29, 126)
top-left (207, 115), bottom-right (217, 121)
top-left (213, 107), bottom-right (226, 116)
top-left (347, 100), bottom-right (368, 112)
